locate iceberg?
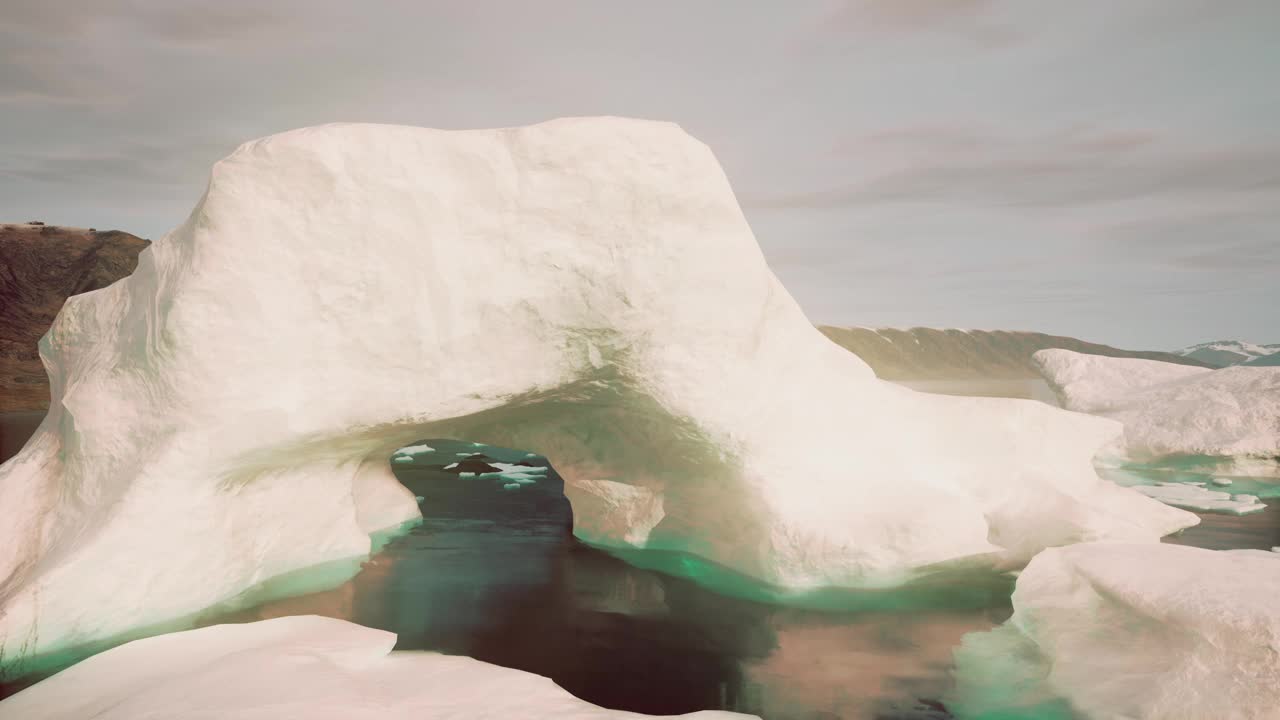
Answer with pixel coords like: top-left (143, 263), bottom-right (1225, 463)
top-left (0, 615), bottom-right (747, 719)
top-left (951, 543), bottom-right (1280, 720)
top-left (0, 118), bottom-right (1194, 671)
top-left (1035, 349), bottom-right (1280, 461)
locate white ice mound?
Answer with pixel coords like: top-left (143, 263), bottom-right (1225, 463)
top-left (1131, 482), bottom-right (1264, 515)
top-left (0, 615), bottom-right (748, 719)
top-left (1035, 349), bottom-right (1280, 461)
top-left (0, 118), bottom-right (1193, 671)
top-left (951, 543), bottom-right (1280, 720)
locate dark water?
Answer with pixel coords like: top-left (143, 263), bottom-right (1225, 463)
top-left (1, 417), bottom-right (1277, 718)
top-left (192, 441), bottom-right (998, 719)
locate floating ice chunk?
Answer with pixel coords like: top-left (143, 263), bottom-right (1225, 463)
top-left (0, 616), bottom-right (746, 719)
top-left (395, 443), bottom-right (434, 455)
top-left (443, 462), bottom-right (458, 470)
top-left (490, 462), bottom-right (548, 477)
top-left (414, 495), bottom-right (424, 502)
top-left (1211, 477), bottom-right (1232, 486)
top-left (1034, 349), bottom-right (1280, 462)
top-left (952, 543), bottom-right (1280, 720)
top-left (1131, 482), bottom-right (1266, 515)
top-left (1272, 547), bottom-right (1280, 553)
top-left (502, 483), bottom-right (521, 491)
top-left (459, 472), bottom-right (476, 478)
top-left (390, 455), bottom-right (414, 464)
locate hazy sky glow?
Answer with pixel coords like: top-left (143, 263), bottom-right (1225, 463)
top-left (2, 1), bottom-right (1276, 348)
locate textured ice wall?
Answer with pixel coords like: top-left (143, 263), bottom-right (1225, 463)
top-left (1035, 349), bottom-right (1280, 460)
top-left (0, 119), bottom-right (1193, 671)
top-left (951, 543), bottom-right (1280, 720)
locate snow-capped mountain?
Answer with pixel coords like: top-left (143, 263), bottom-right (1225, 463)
top-left (1174, 340), bottom-right (1280, 367)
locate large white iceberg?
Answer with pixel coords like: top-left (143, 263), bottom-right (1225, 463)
top-left (0, 118), bottom-right (1193, 672)
top-left (0, 615), bottom-right (747, 719)
top-left (1034, 349), bottom-right (1280, 461)
top-left (951, 543), bottom-right (1280, 720)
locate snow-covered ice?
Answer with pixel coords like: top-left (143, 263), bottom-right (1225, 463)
top-left (1210, 477), bottom-right (1232, 486)
top-left (0, 616), bottom-right (747, 719)
top-left (951, 543), bottom-right (1280, 720)
top-left (0, 119), bottom-right (1194, 670)
top-left (1034, 349), bottom-right (1280, 461)
top-left (1130, 482), bottom-right (1265, 515)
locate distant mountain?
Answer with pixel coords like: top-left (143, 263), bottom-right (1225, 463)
top-left (1, 222), bottom-right (150, 411)
top-left (818, 326), bottom-right (1213, 381)
top-left (1174, 340), bottom-right (1280, 368)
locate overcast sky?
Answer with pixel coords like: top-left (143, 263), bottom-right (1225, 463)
top-left (2, 1), bottom-right (1276, 349)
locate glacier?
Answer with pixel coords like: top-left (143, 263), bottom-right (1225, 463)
top-left (0, 615), bottom-right (748, 719)
top-left (0, 118), bottom-right (1195, 672)
top-left (1034, 349), bottom-right (1280, 462)
top-left (950, 543), bottom-right (1280, 720)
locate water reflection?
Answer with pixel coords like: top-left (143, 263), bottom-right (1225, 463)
top-left (197, 440), bottom-right (1006, 718)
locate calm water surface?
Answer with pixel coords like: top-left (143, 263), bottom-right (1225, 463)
top-left (196, 441), bottom-right (999, 719)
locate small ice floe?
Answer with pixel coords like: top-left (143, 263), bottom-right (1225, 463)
top-left (414, 495), bottom-right (425, 502)
top-left (1132, 482), bottom-right (1266, 515)
top-left (502, 483), bottom-right (521, 491)
top-left (459, 472), bottom-right (476, 478)
top-left (1272, 547), bottom-right (1280, 553)
top-left (397, 443), bottom-right (434, 455)
top-left (391, 455), bottom-right (414, 464)
top-left (1211, 477), bottom-right (1233, 486)
top-left (444, 462), bottom-right (458, 470)
top-left (524, 452), bottom-right (538, 458)
top-left (483, 463), bottom-right (548, 483)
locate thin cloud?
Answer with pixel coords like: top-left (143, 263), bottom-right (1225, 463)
top-left (745, 128), bottom-right (1280, 210)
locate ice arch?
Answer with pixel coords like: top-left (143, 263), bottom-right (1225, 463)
top-left (0, 118), bottom-right (1194, 671)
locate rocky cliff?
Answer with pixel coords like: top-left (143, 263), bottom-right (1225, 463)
top-left (0, 222), bottom-right (149, 411)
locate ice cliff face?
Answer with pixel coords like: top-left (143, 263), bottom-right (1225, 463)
top-left (952, 543), bottom-right (1280, 720)
top-left (1034, 349), bottom-right (1280, 461)
top-left (0, 119), bottom-right (1193, 672)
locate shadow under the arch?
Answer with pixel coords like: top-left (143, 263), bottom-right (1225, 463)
top-left (1, 436), bottom-right (1015, 718)
top-left (196, 439), bottom-right (1009, 718)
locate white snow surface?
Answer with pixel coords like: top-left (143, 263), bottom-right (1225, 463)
top-left (1034, 349), bottom-right (1280, 460)
top-left (0, 616), bottom-right (747, 720)
top-left (0, 119), bottom-right (1194, 669)
top-left (952, 543), bottom-right (1280, 720)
